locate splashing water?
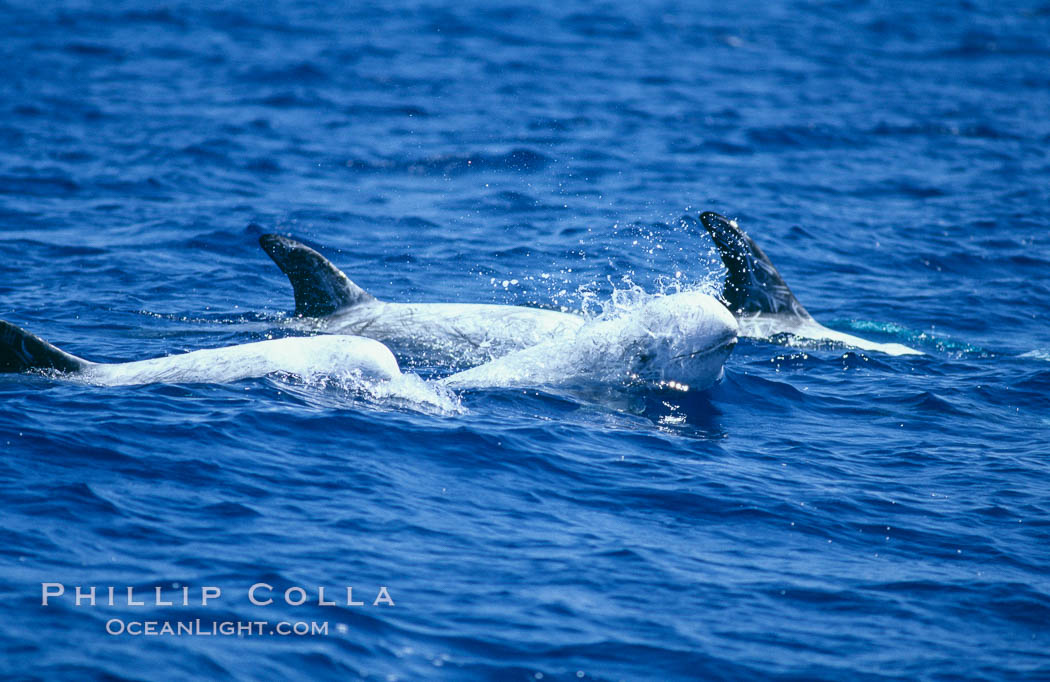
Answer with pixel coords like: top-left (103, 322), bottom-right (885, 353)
top-left (269, 369), bottom-right (464, 416)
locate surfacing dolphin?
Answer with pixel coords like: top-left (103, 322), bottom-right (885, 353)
top-left (699, 212), bottom-right (921, 356)
top-left (259, 232), bottom-right (739, 389)
top-left (259, 233), bottom-right (583, 367)
top-left (0, 321), bottom-right (401, 386)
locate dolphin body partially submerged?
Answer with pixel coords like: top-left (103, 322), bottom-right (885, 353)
top-left (0, 321), bottom-right (402, 386)
top-left (699, 212), bottom-right (921, 356)
top-left (259, 234), bottom-right (583, 367)
top-left (259, 232), bottom-right (738, 390)
top-left (261, 224), bottom-right (919, 362)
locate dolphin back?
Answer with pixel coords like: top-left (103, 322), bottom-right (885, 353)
top-left (259, 233), bottom-right (376, 317)
top-left (0, 321), bottom-right (88, 374)
top-left (699, 212), bottom-right (811, 319)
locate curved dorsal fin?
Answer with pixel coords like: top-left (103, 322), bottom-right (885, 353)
top-left (259, 233), bottom-right (376, 318)
top-left (699, 212), bottom-right (811, 319)
top-left (0, 321), bottom-right (88, 374)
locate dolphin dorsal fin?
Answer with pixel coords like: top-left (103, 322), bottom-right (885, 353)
top-left (0, 321), bottom-right (88, 374)
top-left (259, 233), bottom-right (376, 317)
top-left (699, 212), bottom-right (811, 319)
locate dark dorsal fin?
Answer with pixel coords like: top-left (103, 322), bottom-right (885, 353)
top-left (259, 233), bottom-right (376, 318)
top-left (699, 212), bottom-right (811, 319)
top-left (0, 321), bottom-right (88, 374)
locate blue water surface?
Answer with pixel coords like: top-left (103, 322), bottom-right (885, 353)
top-left (1, 1), bottom-right (1049, 680)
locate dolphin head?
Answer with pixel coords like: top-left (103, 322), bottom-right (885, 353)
top-left (438, 289), bottom-right (737, 392)
top-left (623, 291), bottom-right (738, 391)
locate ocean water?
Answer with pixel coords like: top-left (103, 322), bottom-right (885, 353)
top-left (2, 0), bottom-right (1049, 679)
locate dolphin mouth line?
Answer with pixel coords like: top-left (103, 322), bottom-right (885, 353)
top-left (672, 333), bottom-right (739, 361)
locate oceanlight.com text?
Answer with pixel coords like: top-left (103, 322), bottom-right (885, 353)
top-left (105, 619), bottom-right (331, 637)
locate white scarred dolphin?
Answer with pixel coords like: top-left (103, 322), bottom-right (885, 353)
top-left (259, 233), bottom-right (584, 367)
top-left (699, 212), bottom-right (921, 356)
top-left (0, 322), bottom-right (401, 385)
